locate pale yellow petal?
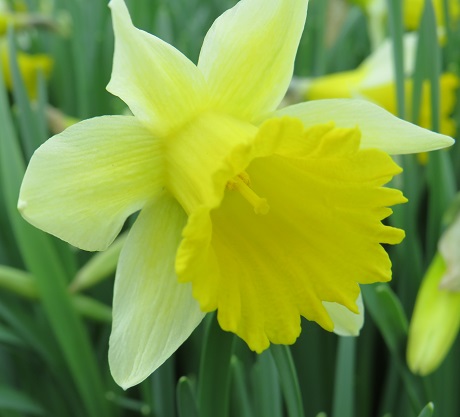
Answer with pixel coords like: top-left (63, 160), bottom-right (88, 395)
top-left (18, 116), bottom-right (163, 251)
top-left (109, 195), bottom-right (204, 389)
top-left (198, 0), bottom-right (309, 121)
top-left (324, 293), bottom-right (365, 336)
top-left (360, 73), bottom-right (459, 137)
top-left (275, 99), bottom-right (454, 154)
top-left (107, 0), bottom-right (207, 136)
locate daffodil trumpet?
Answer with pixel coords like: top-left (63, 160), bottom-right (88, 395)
top-left (18, 0), bottom-right (453, 388)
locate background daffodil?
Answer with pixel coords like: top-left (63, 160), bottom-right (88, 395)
top-left (0, 0), bottom-right (54, 98)
top-left (18, 0), bottom-right (453, 389)
top-left (289, 34), bottom-right (458, 137)
top-left (403, 0), bottom-right (460, 31)
top-left (1, 41), bottom-right (53, 98)
top-left (349, 0), bottom-right (460, 46)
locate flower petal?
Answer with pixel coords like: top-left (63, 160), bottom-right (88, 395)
top-left (178, 117), bottom-right (405, 352)
top-left (306, 33), bottom-right (417, 100)
top-left (323, 293), bottom-right (365, 337)
top-left (359, 73), bottom-right (459, 137)
top-left (18, 116), bottom-right (163, 251)
top-left (275, 99), bottom-right (454, 154)
top-left (198, 0), bottom-right (309, 121)
top-left (168, 112), bottom-right (257, 300)
top-left (306, 69), bottom-right (365, 100)
top-left (109, 194), bottom-right (204, 389)
top-left (107, 0), bottom-right (207, 136)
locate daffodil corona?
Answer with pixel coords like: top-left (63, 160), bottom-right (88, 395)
top-left (18, 0), bottom-right (453, 388)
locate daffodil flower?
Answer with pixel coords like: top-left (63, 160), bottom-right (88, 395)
top-left (349, 0), bottom-right (460, 46)
top-left (292, 33), bottom-right (458, 137)
top-left (404, 0), bottom-right (460, 31)
top-left (1, 41), bottom-right (53, 98)
top-left (18, 0), bottom-right (453, 388)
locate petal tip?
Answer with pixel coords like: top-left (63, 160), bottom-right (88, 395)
top-left (108, 0), bottom-right (123, 10)
top-left (17, 198), bottom-right (27, 212)
top-left (443, 136), bottom-right (455, 148)
top-left (108, 342), bottom-right (159, 390)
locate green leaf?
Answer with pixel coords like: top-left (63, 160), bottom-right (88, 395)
top-left (332, 337), bottom-right (356, 417)
top-left (270, 345), bottom-right (305, 417)
top-left (177, 377), bottom-right (199, 417)
top-left (105, 392), bottom-right (150, 415)
top-left (0, 385), bottom-right (45, 415)
top-left (149, 357), bottom-right (176, 417)
top-left (197, 313), bottom-right (235, 417)
top-left (71, 295), bottom-right (112, 323)
top-left (7, 28), bottom-right (46, 158)
top-left (362, 284), bottom-right (408, 354)
top-left (417, 402), bottom-right (435, 417)
top-left (386, 0), bottom-right (406, 119)
top-left (251, 350), bottom-right (282, 417)
top-left (415, 0), bottom-right (457, 255)
top-left (0, 300), bottom-right (54, 365)
top-left (362, 284), bottom-right (426, 412)
top-left (0, 265), bottom-right (38, 298)
top-left (0, 50), bottom-right (109, 417)
top-left (230, 356), bottom-right (253, 417)
top-left (0, 324), bottom-right (24, 347)
top-left (70, 233), bottom-right (127, 292)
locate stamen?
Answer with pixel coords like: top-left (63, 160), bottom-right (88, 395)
top-left (229, 174), bottom-right (270, 215)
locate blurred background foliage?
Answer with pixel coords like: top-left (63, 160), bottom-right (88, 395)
top-left (0, 0), bottom-right (459, 416)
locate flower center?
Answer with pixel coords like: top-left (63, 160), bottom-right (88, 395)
top-left (227, 172), bottom-right (270, 215)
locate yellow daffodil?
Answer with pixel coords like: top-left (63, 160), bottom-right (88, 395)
top-left (0, 12), bottom-right (27, 34)
top-left (18, 0), bottom-right (453, 388)
top-left (350, 0), bottom-right (460, 29)
top-left (302, 34), bottom-right (458, 137)
top-left (404, 0), bottom-right (460, 31)
top-left (1, 42), bottom-right (52, 98)
top-left (349, 0), bottom-right (460, 46)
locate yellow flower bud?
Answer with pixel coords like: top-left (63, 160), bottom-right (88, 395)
top-left (407, 253), bottom-right (460, 375)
